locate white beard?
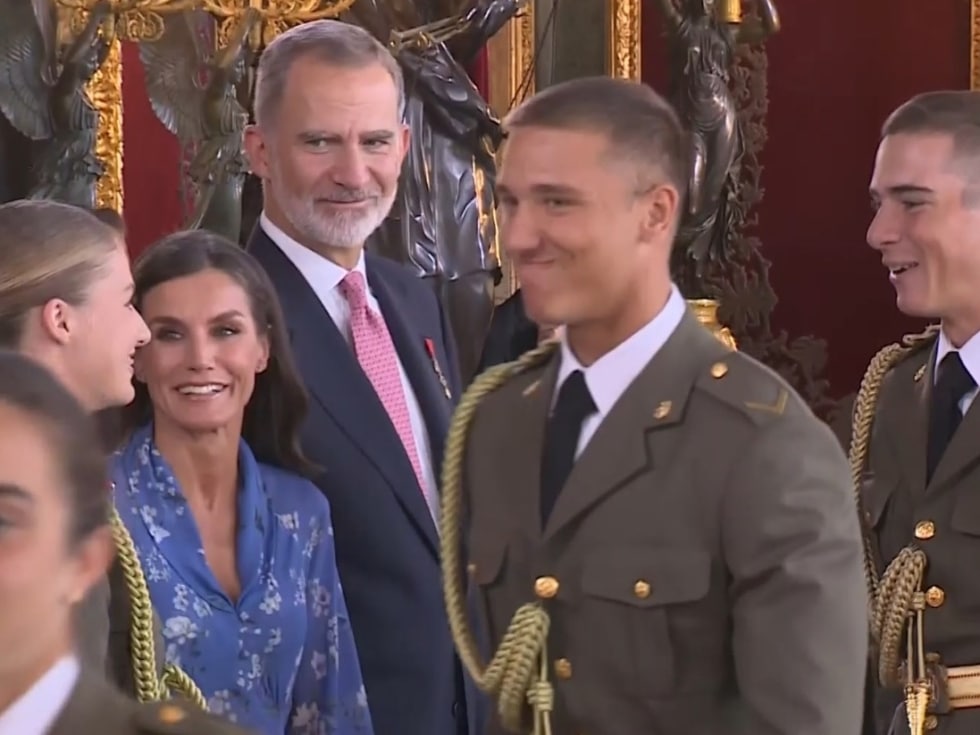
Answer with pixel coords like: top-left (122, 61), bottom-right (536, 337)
top-left (268, 164), bottom-right (395, 250)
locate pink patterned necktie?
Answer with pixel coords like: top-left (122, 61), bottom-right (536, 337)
top-left (340, 271), bottom-right (427, 499)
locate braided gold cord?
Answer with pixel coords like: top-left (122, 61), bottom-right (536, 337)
top-left (440, 341), bottom-right (559, 735)
top-left (848, 328), bottom-right (938, 693)
top-left (109, 505), bottom-right (207, 709)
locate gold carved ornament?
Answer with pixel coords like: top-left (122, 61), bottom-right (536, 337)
top-left (972, 0), bottom-right (980, 90)
top-left (58, 0), bottom-right (358, 212)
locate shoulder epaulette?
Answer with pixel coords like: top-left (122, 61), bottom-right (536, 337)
top-left (695, 351), bottom-right (795, 424)
top-left (855, 324), bottom-right (938, 386)
top-left (898, 323), bottom-right (940, 355)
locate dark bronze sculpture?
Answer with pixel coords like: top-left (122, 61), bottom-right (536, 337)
top-left (658, 0), bottom-right (779, 294)
top-left (139, 8), bottom-right (259, 243)
top-left (352, 0), bottom-right (526, 384)
top-left (0, 0), bottom-right (111, 209)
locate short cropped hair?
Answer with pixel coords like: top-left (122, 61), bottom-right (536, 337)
top-left (883, 90), bottom-right (980, 168)
top-left (503, 76), bottom-right (689, 196)
top-left (254, 20), bottom-right (404, 128)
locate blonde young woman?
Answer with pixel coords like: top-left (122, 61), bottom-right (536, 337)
top-left (0, 199), bottom-right (183, 701)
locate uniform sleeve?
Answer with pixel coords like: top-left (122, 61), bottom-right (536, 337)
top-left (289, 510), bottom-right (374, 735)
top-left (722, 413), bottom-right (868, 735)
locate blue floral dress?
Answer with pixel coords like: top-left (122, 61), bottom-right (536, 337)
top-left (113, 425), bottom-right (374, 735)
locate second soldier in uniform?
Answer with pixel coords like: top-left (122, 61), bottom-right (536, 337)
top-left (858, 90), bottom-right (980, 735)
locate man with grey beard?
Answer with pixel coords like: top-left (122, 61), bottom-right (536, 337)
top-left (244, 19), bottom-right (478, 735)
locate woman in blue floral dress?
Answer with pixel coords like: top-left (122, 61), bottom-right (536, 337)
top-left (111, 230), bottom-right (373, 735)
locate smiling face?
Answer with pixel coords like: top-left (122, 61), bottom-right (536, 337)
top-left (496, 125), bottom-right (678, 349)
top-left (135, 269), bottom-right (270, 436)
top-left (868, 132), bottom-right (980, 341)
top-left (244, 57), bottom-right (409, 264)
top-left (59, 245), bottom-right (150, 411)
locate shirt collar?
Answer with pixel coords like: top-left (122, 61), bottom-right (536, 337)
top-left (0, 656), bottom-right (78, 735)
top-left (259, 212), bottom-right (367, 288)
top-left (935, 327), bottom-right (980, 388)
top-left (555, 285), bottom-right (687, 414)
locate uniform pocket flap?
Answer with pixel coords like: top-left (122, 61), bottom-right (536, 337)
top-left (581, 547), bottom-right (711, 608)
top-left (862, 472), bottom-right (897, 529)
top-left (469, 538), bottom-right (507, 586)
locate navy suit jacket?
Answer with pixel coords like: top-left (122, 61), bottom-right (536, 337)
top-left (248, 227), bottom-right (480, 735)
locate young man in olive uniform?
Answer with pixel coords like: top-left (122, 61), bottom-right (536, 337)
top-left (440, 77), bottom-right (867, 735)
top-left (857, 90), bottom-right (980, 735)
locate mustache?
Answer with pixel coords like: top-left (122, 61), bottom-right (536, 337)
top-left (317, 188), bottom-right (380, 203)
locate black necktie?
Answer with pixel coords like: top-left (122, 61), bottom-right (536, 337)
top-left (926, 351), bottom-right (975, 483)
top-left (540, 370), bottom-right (597, 526)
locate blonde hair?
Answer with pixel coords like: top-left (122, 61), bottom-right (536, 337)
top-left (0, 200), bottom-right (120, 347)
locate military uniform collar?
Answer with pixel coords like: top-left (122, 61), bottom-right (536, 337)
top-left (935, 326), bottom-right (980, 390)
top-left (554, 284), bottom-right (687, 415)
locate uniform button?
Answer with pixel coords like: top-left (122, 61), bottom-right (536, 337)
top-left (554, 658), bottom-right (573, 679)
top-left (925, 586), bottom-right (945, 608)
top-left (925, 714), bottom-right (938, 730)
top-left (534, 576), bottom-right (559, 599)
top-left (633, 580), bottom-right (652, 599)
top-left (157, 704), bottom-right (187, 724)
top-left (915, 520), bottom-right (936, 540)
top-left (466, 563), bottom-right (477, 575)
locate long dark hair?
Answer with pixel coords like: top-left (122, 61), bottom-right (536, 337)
top-left (121, 230), bottom-right (316, 477)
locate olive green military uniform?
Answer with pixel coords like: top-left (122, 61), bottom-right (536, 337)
top-left (76, 535), bottom-right (166, 696)
top-left (458, 309), bottom-right (868, 735)
top-left (47, 669), bottom-right (252, 735)
top-left (857, 329), bottom-right (980, 735)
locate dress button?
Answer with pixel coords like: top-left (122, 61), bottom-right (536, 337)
top-left (554, 658), bottom-right (573, 679)
top-left (534, 576), bottom-right (559, 599)
top-left (633, 580), bottom-right (652, 599)
top-left (914, 521), bottom-right (936, 540)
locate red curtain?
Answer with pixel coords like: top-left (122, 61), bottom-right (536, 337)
top-left (467, 46), bottom-right (490, 98)
top-left (121, 41), bottom-right (182, 257)
top-left (642, 1), bottom-right (969, 399)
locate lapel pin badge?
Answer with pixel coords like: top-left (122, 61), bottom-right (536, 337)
top-left (424, 338), bottom-right (452, 400)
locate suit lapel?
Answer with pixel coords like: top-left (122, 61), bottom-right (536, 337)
top-left (892, 349), bottom-right (932, 492)
top-left (248, 230), bottom-right (439, 555)
top-left (544, 312), bottom-right (727, 540)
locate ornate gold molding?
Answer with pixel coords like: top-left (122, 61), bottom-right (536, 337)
top-left (607, 0), bottom-right (641, 80)
top-left (88, 38), bottom-right (124, 211)
top-left (972, 0), bottom-right (980, 89)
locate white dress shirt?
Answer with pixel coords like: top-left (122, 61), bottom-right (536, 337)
top-left (935, 328), bottom-right (980, 415)
top-left (554, 285), bottom-right (687, 457)
top-left (260, 214), bottom-right (439, 519)
top-left (0, 656), bottom-right (78, 735)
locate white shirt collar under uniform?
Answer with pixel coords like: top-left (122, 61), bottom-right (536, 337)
top-left (554, 285), bottom-right (687, 457)
top-left (0, 656), bottom-right (78, 735)
top-left (935, 327), bottom-right (980, 415)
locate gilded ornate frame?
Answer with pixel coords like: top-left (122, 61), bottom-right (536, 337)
top-left (972, 0), bottom-right (980, 89)
top-left (486, 0), bottom-right (641, 115)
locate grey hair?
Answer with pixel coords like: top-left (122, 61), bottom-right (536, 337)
top-left (254, 20), bottom-right (405, 128)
